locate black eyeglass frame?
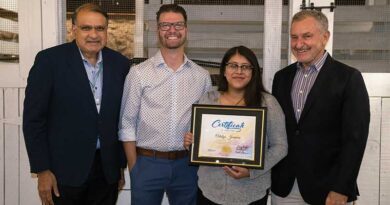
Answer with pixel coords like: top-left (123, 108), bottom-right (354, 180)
top-left (225, 63), bottom-right (254, 73)
top-left (158, 22), bottom-right (187, 31)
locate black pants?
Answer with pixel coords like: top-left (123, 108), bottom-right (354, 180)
top-left (197, 187), bottom-right (269, 205)
top-left (53, 150), bottom-right (118, 205)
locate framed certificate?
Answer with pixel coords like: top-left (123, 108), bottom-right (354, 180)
top-left (190, 104), bottom-right (267, 169)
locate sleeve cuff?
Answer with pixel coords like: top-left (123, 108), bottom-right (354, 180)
top-left (118, 129), bottom-right (136, 141)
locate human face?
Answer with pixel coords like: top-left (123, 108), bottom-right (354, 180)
top-left (224, 54), bottom-right (253, 91)
top-left (72, 10), bottom-right (107, 58)
top-left (158, 12), bottom-right (187, 50)
top-left (290, 17), bottom-right (329, 68)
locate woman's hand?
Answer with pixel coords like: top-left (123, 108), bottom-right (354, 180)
top-left (184, 132), bottom-right (194, 150)
top-left (223, 166), bottom-right (250, 179)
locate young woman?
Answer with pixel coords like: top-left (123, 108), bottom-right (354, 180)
top-left (184, 46), bottom-right (288, 205)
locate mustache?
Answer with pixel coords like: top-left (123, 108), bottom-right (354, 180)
top-left (85, 39), bottom-right (101, 42)
top-left (294, 46), bottom-right (309, 51)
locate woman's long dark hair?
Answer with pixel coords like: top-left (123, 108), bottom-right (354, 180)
top-left (218, 46), bottom-right (266, 107)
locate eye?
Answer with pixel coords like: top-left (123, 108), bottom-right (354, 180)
top-left (80, 26), bottom-right (92, 31)
top-left (241, 65), bottom-right (252, 70)
top-left (303, 34), bottom-right (312, 39)
top-left (230, 64), bottom-right (239, 69)
top-left (290, 35), bottom-right (298, 40)
top-left (95, 26), bottom-right (106, 32)
top-left (158, 22), bottom-right (171, 31)
top-left (174, 22), bottom-right (186, 30)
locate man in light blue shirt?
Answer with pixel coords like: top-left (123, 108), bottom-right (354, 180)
top-left (118, 4), bottom-right (211, 205)
top-left (23, 3), bottom-right (129, 205)
top-left (81, 50), bottom-right (103, 148)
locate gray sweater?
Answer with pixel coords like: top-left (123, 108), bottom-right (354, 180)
top-left (197, 90), bottom-right (288, 205)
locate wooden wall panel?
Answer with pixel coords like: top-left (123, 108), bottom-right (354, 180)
top-left (0, 88), bottom-right (4, 205)
top-left (0, 62), bottom-right (22, 88)
top-left (356, 97), bottom-right (381, 204)
top-left (18, 0), bottom-right (43, 81)
top-left (144, 5), bottom-right (390, 22)
top-left (4, 88), bottom-right (19, 205)
top-left (381, 98), bottom-right (390, 204)
top-left (146, 31), bottom-right (389, 53)
top-left (17, 0), bottom-right (44, 202)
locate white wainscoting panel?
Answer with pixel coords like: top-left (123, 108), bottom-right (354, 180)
top-left (356, 97), bottom-right (381, 204)
top-left (4, 88), bottom-right (19, 205)
top-left (0, 88), bottom-right (4, 204)
top-left (381, 98), bottom-right (390, 204)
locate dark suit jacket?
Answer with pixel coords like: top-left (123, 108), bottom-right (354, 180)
top-left (271, 55), bottom-right (370, 204)
top-left (23, 41), bottom-right (130, 186)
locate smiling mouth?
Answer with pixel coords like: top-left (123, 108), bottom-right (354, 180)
top-left (166, 35), bottom-right (180, 40)
top-left (295, 46), bottom-right (310, 53)
top-left (295, 48), bottom-right (309, 53)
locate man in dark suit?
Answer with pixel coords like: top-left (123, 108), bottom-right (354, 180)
top-left (271, 10), bottom-right (370, 205)
top-left (23, 3), bottom-right (129, 205)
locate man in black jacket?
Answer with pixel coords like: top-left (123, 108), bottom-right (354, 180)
top-left (271, 10), bottom-right (370, 205)
top-left (23, 3), bottom-right (129, 205)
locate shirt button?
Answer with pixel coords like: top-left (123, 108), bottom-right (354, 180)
top-left (304, 74), bottom-right (308, 78)
top-left (297, 109), bottom-right (301, 112)
top-left (299, 90), bottom-right (303, 94)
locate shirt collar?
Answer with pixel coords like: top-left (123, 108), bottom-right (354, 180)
top-left (78, 49), bottom-right (103, 66)
top-left (153, 50), bottom-right (191, 71)
top-left (297, 51), bottom-right (328, 72)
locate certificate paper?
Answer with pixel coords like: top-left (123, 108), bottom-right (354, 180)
top-left (199, 114), bottom-right (256, 160)
top-left (190, 104), bottom-right (266, 169)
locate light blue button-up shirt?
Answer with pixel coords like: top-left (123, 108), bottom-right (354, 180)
top-left (118, 51), bottom-right (212, 151)
top-left (80, 50), bottom-right (103, 148)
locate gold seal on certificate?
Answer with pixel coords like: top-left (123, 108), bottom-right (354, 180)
top-left (190, 104), bottom-right (266, 169)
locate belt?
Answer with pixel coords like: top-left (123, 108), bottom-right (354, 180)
top-left (136, 147), bottom-right (188, 160)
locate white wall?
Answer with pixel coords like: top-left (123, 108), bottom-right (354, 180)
top-left (0, 1), bottom-right (389, 204)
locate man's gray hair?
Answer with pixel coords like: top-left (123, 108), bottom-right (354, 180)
top-left (292, 10), bottom-right (329, 32)
top-left (72, 3), bottom-right (108, 26)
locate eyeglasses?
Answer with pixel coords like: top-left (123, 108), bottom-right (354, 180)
top-left (226, 63), bottom-right (253, 73)
top-left (158, 22), bottom-right (186, 31)
top-left (77, 25), bottom-right (106, 32)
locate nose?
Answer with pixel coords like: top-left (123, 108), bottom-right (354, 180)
top-left (167, 25), bottom-right (177, 32)
top-left (86, 28), bottom-right (100, 38)
top-left (236, 67), bottom-right (244, 74)
top-left (294, 37), bottom-right (304, 49)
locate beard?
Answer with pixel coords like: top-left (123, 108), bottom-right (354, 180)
top-left (159, 32), bottom-right (187, 49)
